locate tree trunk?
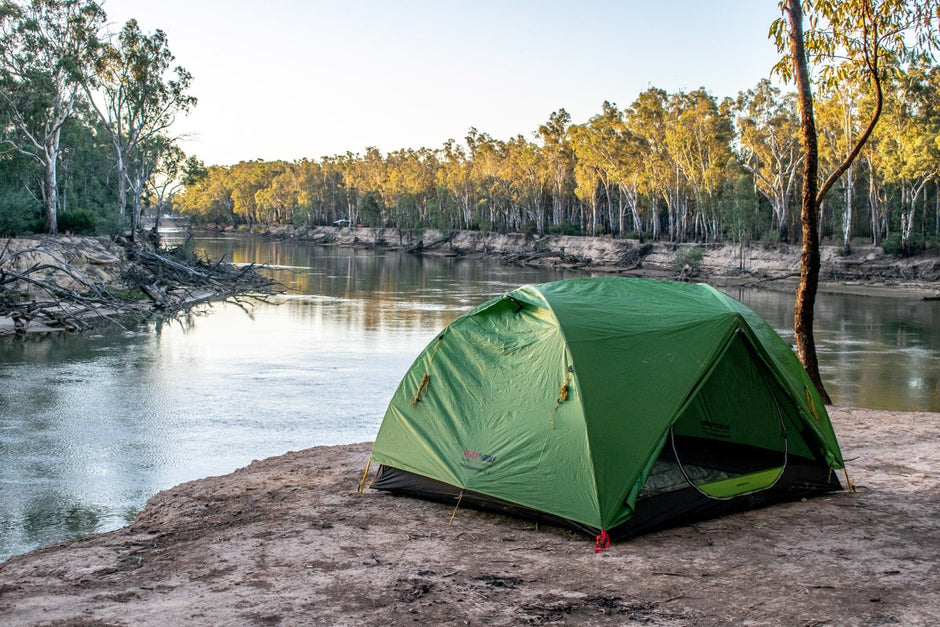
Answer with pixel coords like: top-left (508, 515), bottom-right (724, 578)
top-left (842, 163), bottom-right (853, 254)
top-left (785, 0), bottom-right (831, 404)
top-left (41, 120), bottom-right (66, 235)
top-left (130, 174), bottom-right (144, 243)
top-left (43, 153), bottom-right (58, 235)
top-left (116, 154), bottom-right (128, 219)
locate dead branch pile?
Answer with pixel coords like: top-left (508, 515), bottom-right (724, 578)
top-left (122, 238), bottom-right (280, 310)
top-left (0, 237), bottom-right (280, 335)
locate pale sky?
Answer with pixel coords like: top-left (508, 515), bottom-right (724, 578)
top-left (102, 1), bottom-right (784, 167)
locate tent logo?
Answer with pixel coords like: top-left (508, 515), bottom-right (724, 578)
top-left (463, 450), bottom-right (497, 464)
top-left (461, 449), bottom-right (497, 473)
top-left (701, 419), bottom-right (732, 439)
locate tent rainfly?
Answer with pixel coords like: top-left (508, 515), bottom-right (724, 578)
top-left (367, 277), bottom-right (845, 548)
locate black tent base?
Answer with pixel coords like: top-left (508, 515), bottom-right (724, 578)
top-left (371, 457), bottom-right (843, 542)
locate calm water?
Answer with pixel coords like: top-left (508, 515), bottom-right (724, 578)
top-left (1, 234), bottom-right (937, 561)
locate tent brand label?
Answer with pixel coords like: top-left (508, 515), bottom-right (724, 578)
top-left (463, 450), bottom-right (497, 463)
top-left (701, 419), bottom-right (732, 439)
top-left (460, 449), bottom-right (497, 473)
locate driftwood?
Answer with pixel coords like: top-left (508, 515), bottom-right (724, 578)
top-left (0, 237), bottom-right (280, 335)
top-left (405, 234), bottom-right (453, 255)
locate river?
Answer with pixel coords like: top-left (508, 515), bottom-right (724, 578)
top-left (1, 234), bottom-right (937, 561)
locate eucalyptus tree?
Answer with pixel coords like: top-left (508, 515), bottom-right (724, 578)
top-left (145, 139), bottom-right (184, 232)
top-left (358, 146), bottom-right (387, 226)
top-left (815, 83), bottom-right (864, 251)
top-left (255, 166), bottom-right (298, 226)
top-left (870, 64), bottom-right (940, 253)
top-left (772, 0), bottom-right (940, 402)
top-left (384, 147), bottom-right (438, 226)
top-left (569, 102), bottom-right (630, 236)
top-left (467, 129), bottom-right (508, 230)
top-left (56, 103), bottom-right (114, 219)
top-left (439, 138), bottom-right (475, 229)
top-left (584, 102), bottom-right (648, 239)
top-left (316, 157), bottom-right (345, 224)
top-left (82, 18), bottom-right (196, 240)
top-left (569, 123), bottom-right (603, 235)
top-left (537, 109), bottom-right (574, 228)
top-left (125, 132), bottom-right (168, 230)
top-left (666, 89), bottom-right (735, 242)
top-left (176, 161), bottom-right (235, 226)
top-left (334, 152), bottom-right (363, 227)
top-left (293, 158), bottom-right (331, 226)
top-left (733, 79), bottom-right (802, 241)
top-left (505, 135), bottom-right (546, 233)
top-left (0, 0), bottom-right (105, 233)
top-left (625, 88), bottom-right (673, 241)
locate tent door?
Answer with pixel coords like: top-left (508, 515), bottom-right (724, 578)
top-left (669, 331), bottom-right (788, 500)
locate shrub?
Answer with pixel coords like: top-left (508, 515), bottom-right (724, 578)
top-left (0, 190), bottom-right (41, 236)
top-left (547, 220), bottom-right (581, 236)
top-left (881, 232), bottom-right (926, 256)
top-left (57, 209), bottom-right (98, 235)
top-left (673, 246), bottom-right (705, 274)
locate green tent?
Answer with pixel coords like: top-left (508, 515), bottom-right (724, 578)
top-left (369, 277), bottom-right (844, 543)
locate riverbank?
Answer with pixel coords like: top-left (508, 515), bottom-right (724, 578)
top-left (2, 230), bottom-right (938, 336)
top-left (270, 225), bottom-right (940, 299)
top-left (0, 235), bottom-right (277, 335)
top-left (0, 407), bottom-right (936, 625)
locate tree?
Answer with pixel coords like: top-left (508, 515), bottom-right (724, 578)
top-left (537, 109), bottom-right (574, 229)
top-left (83, 18), bottom-right (195, 240)
top-left (666, 89), bottom-right (735, 242)
top-left (0, 0), bottom-right (105, 234)
top-left (146, 139), bottom-right (185, 233)
top-left (733, 79), bottom-right (802, 241)
top-left (625, 89), bottom-right (671, 241)
top-left (772, 0), bottom-right (940, 402)
top-left (815, 83), bottom-right (864, 251)
top-left (505, 135), bottom-right (546, 234)
top-left (439, 138), bottom-right (475, 229)
top-left (869, 63), bottom-right (940, 254)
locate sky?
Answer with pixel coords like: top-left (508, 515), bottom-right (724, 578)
top-left (102, 1), bottom-right (785, 167)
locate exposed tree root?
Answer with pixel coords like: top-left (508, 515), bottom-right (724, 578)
top-left (0, 236), bottom-right (280, 336)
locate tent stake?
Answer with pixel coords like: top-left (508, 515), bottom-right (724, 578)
top-left (448, 491), bottom-right (465, 526)
top-left (356, 459), bottom-right (372, 494)
top-left (843, 466), bottom-right (856, 493)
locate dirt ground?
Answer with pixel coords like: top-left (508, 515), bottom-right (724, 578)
top-left (0, 407), bottom-right (937, 626)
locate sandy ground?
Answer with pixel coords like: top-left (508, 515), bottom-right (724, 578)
top-left (0, 407), bottom-right (937, 626)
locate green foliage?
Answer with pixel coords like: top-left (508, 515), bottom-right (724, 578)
top-left (359, 191), bottom-right (382, 227)
top-left (291, 206), bottom-right (310, 228)
top-left (718, 173), bottom-right (762, 244)
top-left (0, 189), bottom-right (41, 236)
top-left (673, 246), bottom-right (704, 273)
top-left (92, 210), bottom-right (128, 236)
top-left (547, 220), bottom-right (581, 236)
top-left (880, 232), bottom-right (927, 256)
top-left (57, 209), bottom-right (98, 234)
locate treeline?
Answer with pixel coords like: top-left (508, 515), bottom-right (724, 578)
top-left (180, 65), bottom-right (940, 255)
top-left (0, 0), bottom-right (194, 239)
top-left (3, 3), bottom-right (939, 256)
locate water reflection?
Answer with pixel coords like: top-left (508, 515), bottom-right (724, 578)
top-left (1, 236), bottom-right (937, 562)
top-left (726, 287), bottom-right (940, 412)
